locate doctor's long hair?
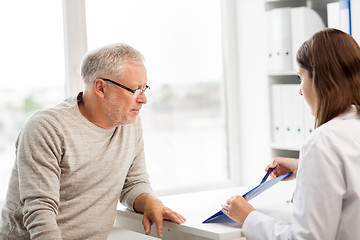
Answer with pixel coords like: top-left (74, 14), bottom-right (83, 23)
top-left (296, 28), bottom-right (360, 128)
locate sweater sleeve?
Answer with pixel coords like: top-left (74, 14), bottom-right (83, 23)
top-left (17, 113), bottom-right (63, 239)
top-left (120, 117), bottom-right (153, 211)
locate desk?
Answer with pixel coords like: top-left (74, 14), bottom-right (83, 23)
top-left (114, 182), bottom-right (295, 240)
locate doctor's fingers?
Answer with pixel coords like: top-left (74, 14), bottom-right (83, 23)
top-left (221, 203), bottom-right (230, 213)
top-left (225, 196), bottom-right (247, 209)
top-left (222, 196), bottom-right (237, 212)
top-left (265, 161), bottom-right (277, 171)
top-left (225, 195), bottom-right (237, 204)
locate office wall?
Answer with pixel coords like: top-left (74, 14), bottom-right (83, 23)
top-left (235, 0), bottom-right (270, 185)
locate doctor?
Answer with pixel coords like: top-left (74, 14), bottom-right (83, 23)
top-left (221, 28), bottom-right (360, 239)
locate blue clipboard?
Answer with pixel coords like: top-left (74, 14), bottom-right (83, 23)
top-left (202, 172), bottom-right (291, 224)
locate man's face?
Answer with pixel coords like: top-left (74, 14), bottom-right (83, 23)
top-left (104, 63), bottom-right (148, 126)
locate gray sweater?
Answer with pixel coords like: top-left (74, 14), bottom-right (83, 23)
top-left (0, 94), bottom-right (153, 240)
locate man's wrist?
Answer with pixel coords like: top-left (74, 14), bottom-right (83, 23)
top-left (134, 193), bottom-right (158, 213)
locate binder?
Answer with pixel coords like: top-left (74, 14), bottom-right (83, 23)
top-left (271, 8), bottom-right (293, 72)
top-left (351, 0), bottom-right (360, 44)
top-left (340, 0), bottom-right (352, 35)
top-left (267, 7), bottom-right (325, 72)
top-left (327, 1), bottom-right (360, 45)
top-left (327, 2), bottom-right (340, 29)
top-left (266, 11), bottom-right (275, 72)
top-left (303, 102), bottom-right (315, 140)
top-left (281, 84), bottom-right (304, 147)
top-left (290, 7), bottom-right (325, 71)
top-left (203, 173), bottom-right (292, 224)
top-left (271, 85), bottom-right (284, 144)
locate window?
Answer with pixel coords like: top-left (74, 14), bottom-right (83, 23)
top-left (85, 0), bottom-right (229, 194)
top-left (0, 1), bottom-right (238, 200)
top-left (0, 0), bottom-right (65, 200)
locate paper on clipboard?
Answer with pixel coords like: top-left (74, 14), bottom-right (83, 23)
top-left (202, 173), bottom-right (291, 224)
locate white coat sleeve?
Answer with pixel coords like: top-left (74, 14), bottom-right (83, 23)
top-left (242, 211), bottom-right (294, 240)
top-left (242, 131), bottom-right (345, 240)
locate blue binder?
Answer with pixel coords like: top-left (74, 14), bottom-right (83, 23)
top-left (202, 172), bottom-right (292, 224)
top-left (340, 0), bottom-right (352, 35)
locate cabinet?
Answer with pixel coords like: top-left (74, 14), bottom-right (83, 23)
top-left (265, 0), bottom-right (338, 160)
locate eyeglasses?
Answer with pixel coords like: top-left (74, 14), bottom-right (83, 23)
top-left (100, 78), bottom-right (150, 97)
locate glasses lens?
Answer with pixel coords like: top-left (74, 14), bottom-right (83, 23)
top-left (133, 85), bottom-right (150, 97)
top-left (133, 89), bottom-right (142, 97)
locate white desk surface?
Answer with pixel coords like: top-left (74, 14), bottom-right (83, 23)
top-left (115, 181), bottom-right (295, 240)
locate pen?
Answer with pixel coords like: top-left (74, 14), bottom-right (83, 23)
top-left (260, 166), bottom-right (277, 184)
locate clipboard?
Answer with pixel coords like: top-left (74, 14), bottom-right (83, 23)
top-left (202, 172), bottom-right (291, 224)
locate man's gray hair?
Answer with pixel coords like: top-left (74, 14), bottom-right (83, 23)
top-left (81, 43), bottom-right (145, 86)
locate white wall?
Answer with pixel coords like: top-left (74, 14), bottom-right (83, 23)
top-left (235, 0), bottom-right (271, 185)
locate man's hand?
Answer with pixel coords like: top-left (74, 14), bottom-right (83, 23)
top-left (133, 193), bottom-right (186, 238)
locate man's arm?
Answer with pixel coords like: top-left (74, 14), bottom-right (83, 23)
top-left (17, 113), bottom-right (63, 239)
top-left (121, 118), bottom-right (185, 238)
top-left (119, 118), bottom-right (154, 209)
top-left (133, 193), bottom-right (186, 238)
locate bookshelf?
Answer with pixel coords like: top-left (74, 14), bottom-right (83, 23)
top-left (265, 0), bottom-right (338, 160)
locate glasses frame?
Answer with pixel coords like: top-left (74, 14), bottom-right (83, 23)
top-left (100, 78), bottom-right (150, 97)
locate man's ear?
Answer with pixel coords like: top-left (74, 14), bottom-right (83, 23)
top-left (94, 78), bottom-right (106, 98)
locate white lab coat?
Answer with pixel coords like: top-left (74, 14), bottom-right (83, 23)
top-left (242, 108), bottom-right (360, 240)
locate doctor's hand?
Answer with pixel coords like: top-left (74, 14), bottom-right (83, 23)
top-left (266, 157), bottom-right (299, 181)
top-left (134, 193), bottom-right (186, 238)
top-left (221, 195), bottom-right (255, 225)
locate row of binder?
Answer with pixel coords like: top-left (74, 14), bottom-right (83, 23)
top-left (327, 0), bottom-right (360, 45)
top-left (267, 7), bottom-right (325, 73)
top-left (271, 84), bottom-right (314, 149)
